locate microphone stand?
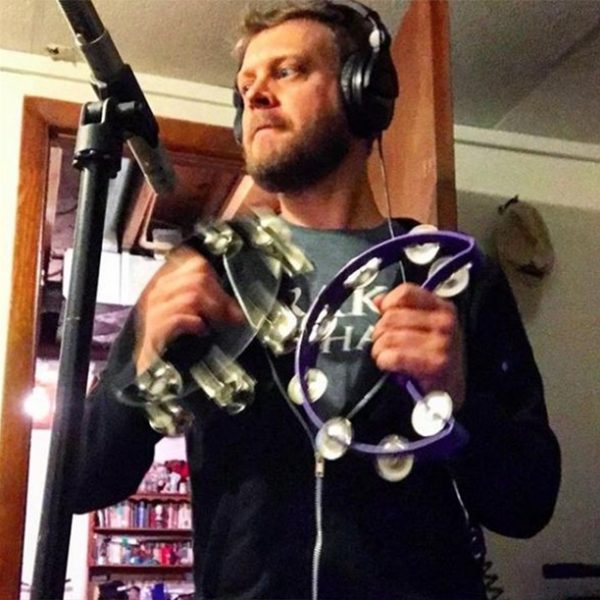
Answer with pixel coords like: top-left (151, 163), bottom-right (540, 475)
top-left (31, 99), bottom-right (123, 600)
top-left (31, 2), bottom-right (175, 598)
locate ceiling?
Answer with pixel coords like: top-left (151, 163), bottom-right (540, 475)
top-left (2, 0), bottom-right (600, 141)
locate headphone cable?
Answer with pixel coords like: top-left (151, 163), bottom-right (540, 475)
top-left (376, 134), bottom-right (395, 241)
top-left (376, 134), bottom-right (407, 282)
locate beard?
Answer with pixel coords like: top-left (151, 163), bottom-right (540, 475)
top-left (244, 107), bottom-right (352, 194)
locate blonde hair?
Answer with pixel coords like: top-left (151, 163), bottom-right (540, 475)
top-left (233, 1), bottom-right (371, 70)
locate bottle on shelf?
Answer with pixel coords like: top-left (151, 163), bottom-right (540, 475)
top-left (87, 459), bottom-right (194, 598)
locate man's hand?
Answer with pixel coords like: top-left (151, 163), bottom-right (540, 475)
top-left (134, 247), bottom-right (244, 375)
top-left (371, 283), bottom-right (465, 411)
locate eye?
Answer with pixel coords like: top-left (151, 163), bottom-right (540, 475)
top-left (276, 65), bottom-right (298, 80)
top-left (239, 81), bottom-right (252, 95)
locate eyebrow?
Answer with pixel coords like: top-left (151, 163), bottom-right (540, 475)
top-left (237, 53), bottom-right (308, 85)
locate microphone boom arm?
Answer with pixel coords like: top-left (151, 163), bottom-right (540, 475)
top-left (57, 0), bottom-right (176, 195)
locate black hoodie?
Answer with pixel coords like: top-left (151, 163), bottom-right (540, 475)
top-left (73, 224), bottom-right (560, 600)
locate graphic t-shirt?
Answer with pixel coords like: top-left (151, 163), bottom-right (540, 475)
top-left (285, 220), bottom-right (407, 418)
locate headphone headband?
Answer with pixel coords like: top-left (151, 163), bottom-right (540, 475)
top-left (332, 0), bottom-right (390, 49)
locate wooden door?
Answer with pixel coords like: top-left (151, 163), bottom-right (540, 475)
top-left (369, 0), bottom-right (457, 228)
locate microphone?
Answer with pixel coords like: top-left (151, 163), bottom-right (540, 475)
top-left (57, 0), bottom-right (177, 195)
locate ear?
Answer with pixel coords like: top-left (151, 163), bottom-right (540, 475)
top-left (233, 86), bottom-right (244, 145)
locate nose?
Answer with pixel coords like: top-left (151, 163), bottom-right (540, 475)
top-left (245, 77), bottom-right (276, 109)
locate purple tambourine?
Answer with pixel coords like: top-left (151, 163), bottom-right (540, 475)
top-left (293, 228), bottom-right (482, 481)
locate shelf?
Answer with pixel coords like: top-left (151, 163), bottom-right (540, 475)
top-left (89, 564), bottom-right (192, 574)
top-left (88, 460), bottom-right (194, 596)
top-left (129, 493), bottom-right (190, 501)
top-left (94, 527), bottom-right (192, 536)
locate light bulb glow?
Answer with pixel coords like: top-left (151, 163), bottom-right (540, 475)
top-left (24, 386), bottom-right (52, 421)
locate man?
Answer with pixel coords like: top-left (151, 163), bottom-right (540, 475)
top-left (73, 2), bottom-right (561, 599)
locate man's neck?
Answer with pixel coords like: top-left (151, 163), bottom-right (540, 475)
top-left (277, 148), bottom-right (385, 230)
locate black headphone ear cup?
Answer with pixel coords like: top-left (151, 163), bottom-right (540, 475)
top-left (233, 88), bottom-right (244, 145)
top-left (340, 47), bottom-right (398, 138)
top-left (361, 49), bottom-right (398, 135)
top-left (340, 52), bottom-right (368, 137)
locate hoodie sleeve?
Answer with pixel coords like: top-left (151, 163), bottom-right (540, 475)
top-left (452, 257), bottom-right (561, 538)
top-left (71, 310), bottom-right (162, 514)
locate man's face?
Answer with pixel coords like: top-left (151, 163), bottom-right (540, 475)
top-left (237, 19), bottom-right (353, 193)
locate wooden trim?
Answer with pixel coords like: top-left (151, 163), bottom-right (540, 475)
top-left (220, 174), bottom-right (280, 218)
top-left (157, 114), bottom-right (242, 161)
top-left (13, 97), bottom-right (243, 161)
top-left (370, 0), bottom-right (457, 229)
top-left (92, 527), bottom-right (192, 535)
top-left (122, 185), bottom-right (157, 251)
top-left (430, 0), bottom-right (458, 229)
top-left (0, 97), bottom-right (48, 600)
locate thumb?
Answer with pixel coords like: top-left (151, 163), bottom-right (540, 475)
top-left (225, 298), bottom-right (246, 323)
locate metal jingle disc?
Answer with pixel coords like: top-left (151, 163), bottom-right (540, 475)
top-left (309, 306), bottom-right (338, 344)
top-left (148, 402), bottom-right (193, 437)
top-left (147, 405), bottom-right (174, 435)
top-left (429, 257), bottom-right (471, 298)
top-left (223, 397), bottom-right (251, 416)
top-left (254, 208), bottom-right (292, 242)
top-left (250, 209), bottom-right (313, 275)
top-left (190, 357), bottom-right (255, 414)
top-left (404, 224), bottom-right (440, 265)
top-left (411, 390), bottom-right (453, 437)
top-left (375, 435), bottom-right (415, 482)
top-left (221, 373), bottom-right (255, 415)
top-left (197, 222), bottom-right (239, 256)
top-left (259, 301), bottom-right (299, 356)
top-left (343, 257), bottom-right (383, 290)
top-left (287, 368), bottom-right (328, 406)
top-left (316, 417), bottom-right (353, 460)
top-left (250, 224), bottom-right (276, 250)
top-left (169, 403), bottom-right (195, 433)
top-left (138, 360), bottom-right (184, 401)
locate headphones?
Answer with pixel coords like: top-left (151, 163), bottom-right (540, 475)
top-left (233, 0), bottom-right (399, 143)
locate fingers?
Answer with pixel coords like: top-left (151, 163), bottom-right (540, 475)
top-left (372, 328), bottom-right (452, 379)
top-left (372, 284), bottom-right (455, 341)
top-left (375, 282), bottom-right (442, 313)
top-left (151, 269), bottom-right (243, 324)
top-left (371, 283), bottom-right (465, 409)
top-left (143, 248), bottom-right (244, 324)
top-left (135, 247), bottom-right (244, 374)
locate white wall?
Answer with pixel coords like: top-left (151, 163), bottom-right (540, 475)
top-left (0, 48), bottom-right (233, 600)
top-left (455, 125), bottom-right (600, 600)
